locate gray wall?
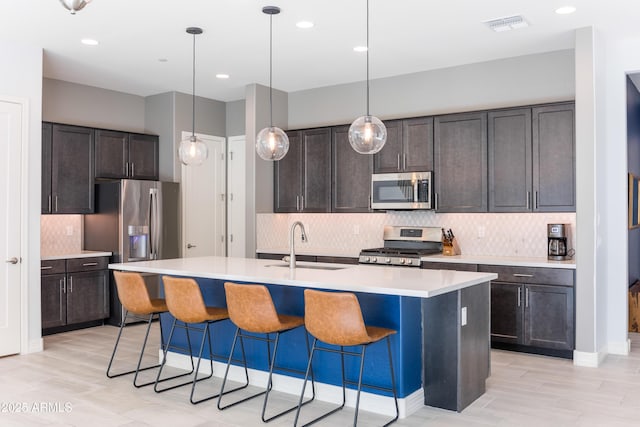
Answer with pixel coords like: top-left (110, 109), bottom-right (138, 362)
top-left (226, 99), bottom-right (246, 137)
top-left (288, 49), bottom-right (575, 129)
top-left (145, 92), bottom-right (175, 182)
top-left (43, 78), bottom-right (146, 132)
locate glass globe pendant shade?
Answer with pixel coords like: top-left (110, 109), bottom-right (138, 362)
top-left (256, 126), bottom-right (289, 161)
top-left (59, 0), bottom-right (92, 14)
top-left (178, 135), bottom-right (208, 166)
top-left (348, 115), bottom-right (387, 154)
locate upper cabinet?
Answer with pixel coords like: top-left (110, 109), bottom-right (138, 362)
top-left (374, 118), bottom-right (433, 173)
top-left (274, 128), bottom-right (332, 213)
top-left (95, 130), bottom-right (159, 180)
top-left (532, 103), bottom-right (576, 212)
top-left (42, 123), bottom-right (95, 214)
top-left (332, 125), bottom-right (373, 212)
top-left (488, 103), bottom-right (575, 212)
top-left (434, 112), bottom-right (488, 213)
top-left (488, 108), bottom-right (533, 212)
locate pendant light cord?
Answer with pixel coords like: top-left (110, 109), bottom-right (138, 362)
top-left (269, 13), bottom-right (274, 128)
top-left (191, 31), bottom-right (196, 138)
top-left (366, 0), bottom-right (370, 117)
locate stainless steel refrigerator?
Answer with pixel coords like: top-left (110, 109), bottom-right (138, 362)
top-left (84, 179), bottom-right (180, 325)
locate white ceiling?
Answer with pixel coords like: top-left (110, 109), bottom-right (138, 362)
top-left (2, 0), bottom-right (640, 102)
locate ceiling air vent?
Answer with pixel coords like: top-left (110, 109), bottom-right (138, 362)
top-left (484, 15), bottom-right (529, 32)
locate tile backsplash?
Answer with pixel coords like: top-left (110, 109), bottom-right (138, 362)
top-left (41, 215), bottom-right (83, 256)
top-left (256, 211), bottom-right (576, 258)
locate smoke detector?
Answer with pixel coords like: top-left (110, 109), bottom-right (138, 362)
top-left (484, 15), bottom-right (529, 32)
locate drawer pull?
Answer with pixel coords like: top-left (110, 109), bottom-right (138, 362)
top-left (513, 273), bottom-right (534, 278)
top-left (41, 266), bottom-right (53, 270)
top-left (82, 262), bottom-right (99, 267)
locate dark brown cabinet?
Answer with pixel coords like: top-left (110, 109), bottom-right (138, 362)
top-left (42, 123), bottom-right (95, 214)
top-left (374, 118), bottom-right (433, 173)
top-left (274, 128), bottom-right (331, 213)
top-left (41, 257), bottom-right (109, 334)
top-left (489, 103), bottom-right (575, 213)
top-left (479, 265), bottom-right (575, 356)
top-left (488, 108), bottom-right (532, 212)
top-left (533, 103), bottom-right (576, 212)
top-left (434, 112), bottom-right (488, 212)
top-left (332, 125), bottom-right (372, 212)
top-left (95, 130), bottom-right (159, 180)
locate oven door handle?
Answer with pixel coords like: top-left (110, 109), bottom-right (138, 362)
top-left (413, 180), bottom-right (419, 203)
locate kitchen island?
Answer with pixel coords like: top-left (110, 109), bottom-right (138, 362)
top-left (109, 256), bottom-right (497, 417)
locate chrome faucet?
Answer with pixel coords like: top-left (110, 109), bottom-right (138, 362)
top-left (288, 221), bottom-right (307, 269)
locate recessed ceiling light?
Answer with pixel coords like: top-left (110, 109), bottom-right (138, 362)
top-left (81, 38), bottom-right (99, 46)
top-left (296, 21), bottom-right (314, 29)
top-left (216, 74), bottom-right (229, 79)
top-left (555, 6), bottom-right (576, 15)
top-left (158, 58), bottom-right (168, 63)
top-left (353, 46), bottom-right (368, 53)
top-left (483, 15), bottom-right (529, 32)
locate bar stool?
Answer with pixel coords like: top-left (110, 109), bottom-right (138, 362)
top-left (294, 289), bottom-right (399, 427)
top-left (217, 282), bottom-right (315, 422)
top-left (155, 276), bottom-right (244, 404)
top-left (106, 271), bottom-right (194, 388)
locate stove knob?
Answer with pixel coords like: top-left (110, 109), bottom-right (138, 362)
top-left (370, 257), bottom-right (377, 263)
top-left (362, 256), bottom-right (370, 263)
top-left (399, 258), bottom-right (406, 265)
top-left (385, 257), bottom-right (391, 264)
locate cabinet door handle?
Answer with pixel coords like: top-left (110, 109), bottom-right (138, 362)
top-left (41, 266), bottom-right (53, 270)
top-left (296, 195), bottom-right (300, 211)
top-left (300, 195), bottom-right (304, 211)
top-left (230, 234), bottom-right (233, 243)
top-left (517, 287), bottom-right (521, 307)
top-left (55, 195), bottom-right (58, 212)
top-left (131, 163), bottom-right (135, 177)
top-left (69, 277), bottom-right (73, 293)
top-left (403, 153), bottom-right (407, 170)
top-left (48, 195), bottom-right (52, 213)
top-left (525, 288), bottom-right (529, 308)
top-left (434, 193), bottom-right (439, 210)
top-left (82, 262), bottom-right (98, 267)
top-left (397, 154), bottom-right (401, 171)
top-left (513, 273), bottom-right (534, 278)
top-left (534, 191), bottom-right (538, 209)
top-left (125, 162), bottom-right (129, 177)
top-left (526, 191), bottom-right (531, 210)
top-left (61, 277), bottom-right (66, 294)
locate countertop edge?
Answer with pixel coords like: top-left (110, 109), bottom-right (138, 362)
top-left (421, 255), bottom-right (576, 269)
top-left (42, 251), bottom-right (112, 261)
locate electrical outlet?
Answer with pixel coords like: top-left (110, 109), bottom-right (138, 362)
top-left (353, 225), bottom-right (360, 235)
top-left (461, 307), bottom-right (467, 326)
top-left (66, 226), bottom-right (73, 236)
top-left (477, 226), bottom-right (485, 238)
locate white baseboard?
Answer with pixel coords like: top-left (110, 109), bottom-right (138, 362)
top-left (607, 339), bottom-right (631, 356)
top-left (572, 348), bottom-right (607, 367)
top-left (161, 350), bottom-right (421, 418)
top-left (26, 338), bottom-right (43, 354)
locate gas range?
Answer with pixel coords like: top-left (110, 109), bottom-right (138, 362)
top-left (359, 226), bottom-right (442, 267)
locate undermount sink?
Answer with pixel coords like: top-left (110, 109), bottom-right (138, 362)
top-left (265, 263), bottom-right (347, 271)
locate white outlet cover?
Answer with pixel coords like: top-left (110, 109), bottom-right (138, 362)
top-left (461, 306), bottom-right (467, 326)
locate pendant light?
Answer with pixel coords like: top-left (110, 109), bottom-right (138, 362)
top-left (348, 0), bottom-right (387, 154)
top-left (59, 0), bottom-right (92, 14)
top-left (256, 6), bottom-right (289, 161)
top-left (178, 27), bottom-right (208, 166)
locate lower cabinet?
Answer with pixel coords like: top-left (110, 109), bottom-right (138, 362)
top-left (479, 264), bottom-right (575, 357)
top-left (41, 257), bottom-right (109, 334)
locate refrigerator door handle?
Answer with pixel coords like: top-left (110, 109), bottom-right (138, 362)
top-left (149, 188), bottom-right (159, 260)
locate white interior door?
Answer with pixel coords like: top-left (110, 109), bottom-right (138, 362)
top-left (181, 132), bottom-right (226, 257)
top-left (227, 136), bottom-right (247, 258)
top-left (0, 99), bottom-right (23, 356)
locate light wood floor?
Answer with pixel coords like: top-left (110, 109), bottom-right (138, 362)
top-left (1, 324), bottom-right (640, 426)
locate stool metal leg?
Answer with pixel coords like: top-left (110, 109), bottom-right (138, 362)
top-left (216, 327), bottom-right (254, 410)
top-left (153, 318), bottom-right (198, 393)
top-left (383, 336), bottom-right (399, 427)
top-left (188, 321), bottom-right (217, 404)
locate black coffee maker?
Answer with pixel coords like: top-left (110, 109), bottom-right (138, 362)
top-left (547, 224), bottom-right (572, 260)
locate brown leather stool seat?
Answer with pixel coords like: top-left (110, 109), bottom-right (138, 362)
top-left (294, 289), bottom-right (399, 427)
top-left (217, 282), bottom-right (315, 423)
top-left (155, 276), bottom-right (243, 404)
top-left (106, 271), bottom-right (192, 388)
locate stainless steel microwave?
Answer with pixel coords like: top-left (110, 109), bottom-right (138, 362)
top-left (371, 171), bottom-right (432, 210)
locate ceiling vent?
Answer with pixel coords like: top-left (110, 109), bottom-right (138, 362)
top-left (484, 15), bottom-right (529, 32)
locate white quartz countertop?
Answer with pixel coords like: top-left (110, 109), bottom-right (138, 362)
top-left (421, 254), bottom-right (576, 269)
top-left (109, 256), bottom-right (497, 299)
top-left (42, 251), bottom-right (112, 261)
top-left (256, 248), bottom-right (360, 258)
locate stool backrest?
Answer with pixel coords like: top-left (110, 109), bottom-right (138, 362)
top-left (224, 282), bottom-right (281, 333)
top-left (304, 289), bottom-right (371, 346)
top-left (162, 276), bottom-right (209, 323)
top-left (113, 271), bottom-right (154, 315)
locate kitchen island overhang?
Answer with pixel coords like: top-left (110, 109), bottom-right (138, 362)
top-left (109, 256), bottom-right (497, 417)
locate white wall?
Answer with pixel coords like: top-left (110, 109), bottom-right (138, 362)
top-left (0, 41), bottom-right (43, 352)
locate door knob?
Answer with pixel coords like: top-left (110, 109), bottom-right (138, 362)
top-left (187, 244), bottom-right (197, 249)
top-left (5, 257), bottom-right (18, 264)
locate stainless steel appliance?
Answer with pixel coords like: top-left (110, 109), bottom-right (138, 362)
top-left (359, 226), bottom-right (442, 267)
top-left (371, 171), bottom-right (432, 210)
top-left (547, 223), bottom-right (572, 260)
top-left (84, 179), bottom-right (180, 325)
